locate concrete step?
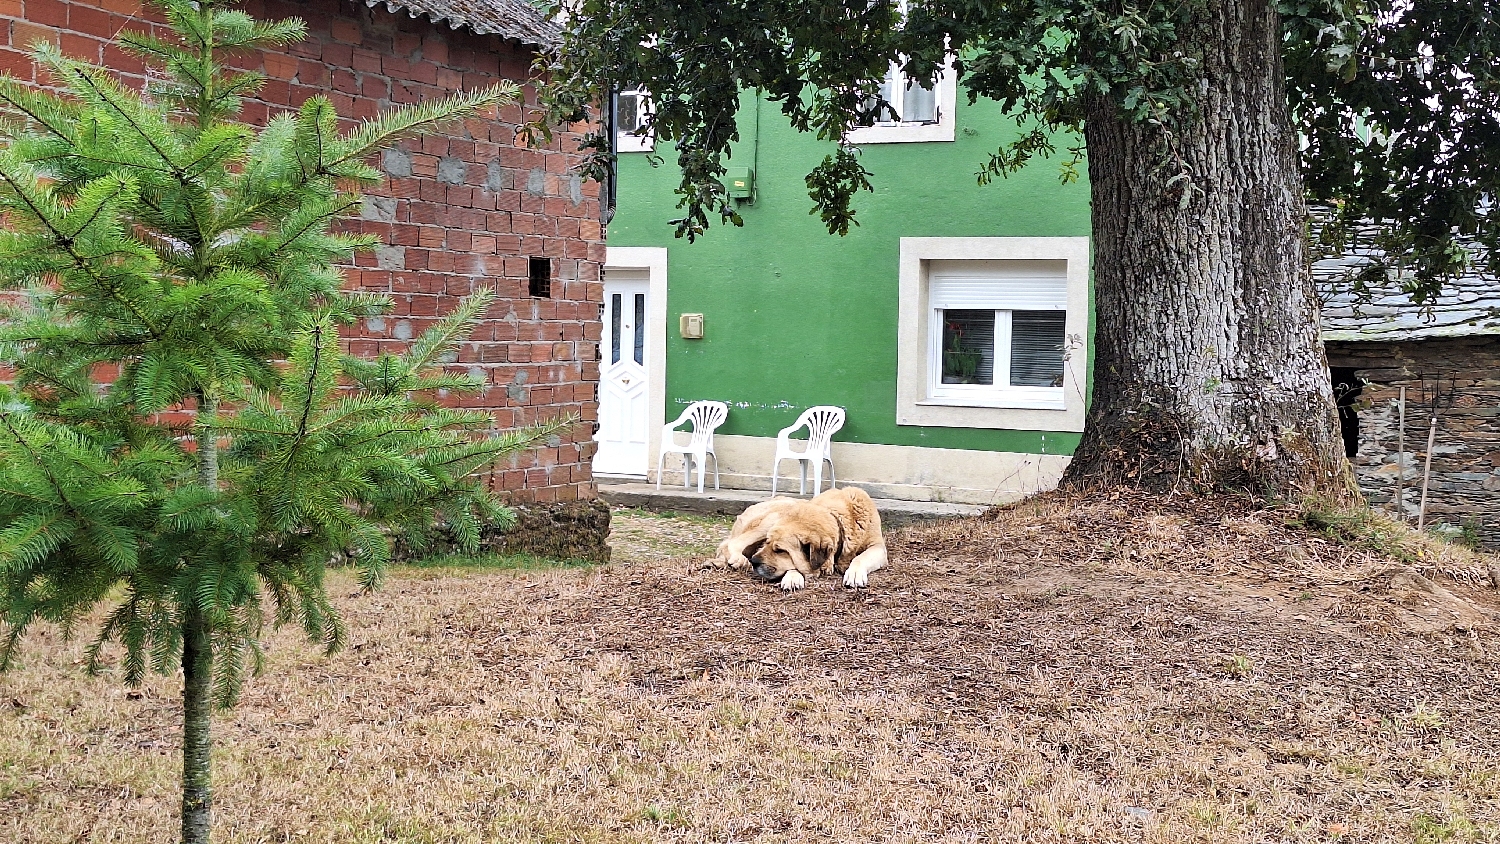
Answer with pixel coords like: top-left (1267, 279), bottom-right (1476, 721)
top-left (597, 482), bottom-right (988, 528)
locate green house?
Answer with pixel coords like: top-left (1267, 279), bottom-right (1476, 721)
top-left (599, 75), bottom-right (1094, 505)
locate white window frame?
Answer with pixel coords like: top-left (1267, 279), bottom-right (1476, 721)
top-left (616, 85), bottom-right (654, 153)
top-left (897, 237), bottom-right (1091, 432)
top-left (927, 309), bottom-right (1066, 409)
top-left (846, 55), bottom-right (957, 145)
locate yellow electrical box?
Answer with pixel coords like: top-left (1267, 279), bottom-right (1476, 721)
top-left (679, 313), bottom-right (705, 339)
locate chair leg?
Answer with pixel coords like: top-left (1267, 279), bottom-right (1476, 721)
top-left (710, 452), bottom-right (720, 491)
top-left (655, 450), bottom-right (666, 490)
top-left (682, 455), bottom-right (694, 489)
top-left (827, 457), bottom-right (836, 489)
top-left (812, 459), bottom-right (823, 495)
top-left (696, 451), bottom-right (706, 494)
top-left (770, 458), bottom-right (779, 496)
top-left (799, 461), bottom-right (807, 495)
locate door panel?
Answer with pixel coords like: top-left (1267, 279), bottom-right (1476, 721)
top-left (594, 271), bottom-right (651, 476)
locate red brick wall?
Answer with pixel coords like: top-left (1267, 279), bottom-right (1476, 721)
top-left (0, 0), bottom-right (604, 505)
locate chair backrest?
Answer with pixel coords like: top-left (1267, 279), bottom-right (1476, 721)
top-left (682, 400), bottom-right (728, 448)
top-left (793, 405), bottom-right (845, 455)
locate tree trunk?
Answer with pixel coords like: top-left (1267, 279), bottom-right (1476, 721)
top-left (181, 614), bottom-right (212, 844)
top-left (1064, 0), bottom-right (1349, 496)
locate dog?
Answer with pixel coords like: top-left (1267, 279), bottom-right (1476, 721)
top-left (713, 487), bottom-right (887, 591)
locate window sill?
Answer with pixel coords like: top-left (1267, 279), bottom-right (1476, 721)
top-left (919, 396), bottom-right (1067, 411)
top-left (617, 134), bottom-right (654, 153)
top-left (847, 123), bottom-right (955, 145)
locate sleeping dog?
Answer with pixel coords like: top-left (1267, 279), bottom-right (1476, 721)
top-left (713, 487), bottom-right (887, 590)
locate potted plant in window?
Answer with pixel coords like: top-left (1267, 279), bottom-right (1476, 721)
top-left (942, 322), bottom-right (983, 384)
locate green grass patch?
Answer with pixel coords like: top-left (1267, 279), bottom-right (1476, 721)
top-left (612, 506), bottom-right (733, 526)
top-left (397, 550), bottom-right (600, 573)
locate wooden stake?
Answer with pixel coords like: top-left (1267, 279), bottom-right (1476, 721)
top-left (1396, 386), bottom-right (1406, 520)
top-left (1418, 414), bottom-right (1437, 532)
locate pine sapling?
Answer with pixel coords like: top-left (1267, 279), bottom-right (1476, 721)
top-left (0, 3), bottom-right (570, 841)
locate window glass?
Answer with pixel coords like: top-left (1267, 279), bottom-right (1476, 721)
top-left (1009, 311), bottom-right (1066, 387)
top-left (617, 87), bottom-right (644, 134)
top-left (902, 76), bottom-right (937, 123)
top-left (610, 293), bottom-right (622, 365)
top-left (633, 293), bottom-right (645, 365)
top-left (940, 309), bottom-right (994, 385)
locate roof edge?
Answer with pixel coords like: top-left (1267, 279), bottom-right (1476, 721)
top-left (364, 0), bottom-right (562, 50)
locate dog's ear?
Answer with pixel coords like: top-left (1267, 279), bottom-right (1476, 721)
top-left (805, 540), bottom-right (834, 571)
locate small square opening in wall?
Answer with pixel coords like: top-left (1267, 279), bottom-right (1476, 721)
top-left (528, 257), bottom-right (551, 298)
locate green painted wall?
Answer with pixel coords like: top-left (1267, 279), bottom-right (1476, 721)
top-left (609, 92), bottom-right (1092, 455)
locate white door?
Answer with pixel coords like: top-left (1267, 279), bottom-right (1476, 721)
top-left (594, 271), bottom-right (651, 476)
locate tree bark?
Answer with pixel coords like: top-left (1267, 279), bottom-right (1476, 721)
top-left (1064, 0), bottom-right (1349, 496)
top-left (181, 614), bottom-right (212, 844)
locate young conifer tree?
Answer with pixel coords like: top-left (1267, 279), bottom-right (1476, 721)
top-left (0, 3), bottom-right (567, 841)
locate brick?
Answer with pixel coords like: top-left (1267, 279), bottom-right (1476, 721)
top-left (381, 54), bottom-right (410, 78)
top-left (12, 21), bottom-right (60, 50)
top-left (27, 0), bottom-right (68, 28)
top-left (331, 67), bottom-right (358, 94)
top-left (320, 41), bottom-right (352, 68)
top-left (297, 59), bottom-right (329, 86)
top-left (68, 4), bottom-right (115, 37)
top-left (59, 32), bottom-right (101, 61)
top-left (350, 48), bottom-right (381, 73)
top-left (330, 17), bottom-right (362, 45)
top-left (0, 48), bottom-right (34, 79)
top-left (406, 58), bottom-right (436, 85)
top-left (102, 43), bottom-right (147, 75)
top-left (263, 51), bottom-right (298, 80)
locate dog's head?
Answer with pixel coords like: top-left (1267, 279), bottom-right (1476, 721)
top-left (748, 504), bottom-right (840, 584)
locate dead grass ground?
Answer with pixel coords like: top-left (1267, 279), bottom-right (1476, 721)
top-left (3, 491), bottom-right (1499, 843)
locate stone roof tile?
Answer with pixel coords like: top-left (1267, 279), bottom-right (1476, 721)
top-left (1315, 240), bottom-right (1500, 342)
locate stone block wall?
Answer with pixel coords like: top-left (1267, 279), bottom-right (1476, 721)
top-left (1327, 336), bottom-right (1500, 549)
top-left (0, 0), bottom-right (608, 557)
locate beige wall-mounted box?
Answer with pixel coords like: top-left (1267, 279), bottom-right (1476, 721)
top-left (679, 313), bottom-right (704, 339)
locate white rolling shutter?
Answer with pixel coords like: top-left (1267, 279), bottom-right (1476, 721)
top-left (928, 260), bottom-right (1067, 310)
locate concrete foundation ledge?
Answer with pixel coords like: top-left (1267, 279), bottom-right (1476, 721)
top-left (599, 482), bottom-right (987, 529)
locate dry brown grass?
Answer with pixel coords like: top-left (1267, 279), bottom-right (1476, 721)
top-left (3, 491), bottom-right (1500, 843)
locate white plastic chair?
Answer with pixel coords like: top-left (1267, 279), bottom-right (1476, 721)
top-left (771, 406), bottom-right (845, 496)
top-left (656, 401), bottom-right (729, 493)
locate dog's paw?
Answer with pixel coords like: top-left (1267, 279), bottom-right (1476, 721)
top-left (779, 571), bottom-right (806, 591)
top-left (842, 568), bottom-right (869, 589)
top-left (726, 553), bottom-right (750, 571)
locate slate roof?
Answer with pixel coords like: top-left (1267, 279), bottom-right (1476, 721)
top-left (1315, 243), bottom-right (1500, 342)
top-left (365, 0), bottom-right (561, 49)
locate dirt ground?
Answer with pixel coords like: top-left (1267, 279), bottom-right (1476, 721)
top-left (3, 491), bottom-right (1499, 843)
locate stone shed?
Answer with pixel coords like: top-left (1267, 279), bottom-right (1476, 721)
top-left (1320, 270), bottom-right (1500, 550)
top-left (0, 0), bottom-right (609, 559)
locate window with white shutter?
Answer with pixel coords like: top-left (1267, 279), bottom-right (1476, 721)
top-left (896, 238), bottom-right (1090, 432)
top-left (926, 261), bottom-right (1069, 408)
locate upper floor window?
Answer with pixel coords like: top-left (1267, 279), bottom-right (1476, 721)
top-left (867, 64), bottom-right (939, 126)
top-left (616, 84), bottom-right (654, 153)
top-left (847, 1), bottom-right (955, 144)
top-left (846, 58), bottom-right (955, 144)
